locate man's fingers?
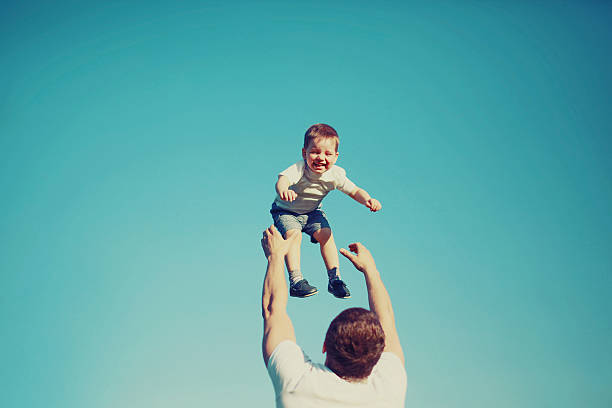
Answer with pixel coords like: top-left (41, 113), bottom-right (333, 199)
top-left (340, 247), bottom-right (358, 262)
top-left (339, 248), bottom-right (354, 261)
top-left (264, 225), bottom-right (278, 240)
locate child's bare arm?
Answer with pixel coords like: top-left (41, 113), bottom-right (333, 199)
top-left (276, 175), bottom-right (297, 202)
top-left (349, 187), bottom-right (382, 212)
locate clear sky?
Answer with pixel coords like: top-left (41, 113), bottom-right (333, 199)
top-left (2, 1), bottom-right (611, 407)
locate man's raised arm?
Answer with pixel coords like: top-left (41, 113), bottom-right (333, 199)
top-left (340, 243), bottom-right (405, 364)
top-left (261, 225), bottom-right (299, 365)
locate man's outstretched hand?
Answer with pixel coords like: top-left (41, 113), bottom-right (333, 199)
top-left (339, 242), bottom-right (377, 273)
top-left (261, 225), bottom-right (298, 258)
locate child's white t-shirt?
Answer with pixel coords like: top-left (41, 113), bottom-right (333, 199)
top-left (267, 340), bottom-right (407, 408)
top-left (273, 161), bottom-right (358, 214)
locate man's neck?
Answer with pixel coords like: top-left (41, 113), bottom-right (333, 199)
top-left (343, 376), bottom-right (368, 384)
top-left (325, 362), bottom-right (368, 383)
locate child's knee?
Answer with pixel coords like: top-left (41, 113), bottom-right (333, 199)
top-left (313, 228), bottom-right (332, 244)
top-left (285, 229), bottom-right (302, 241)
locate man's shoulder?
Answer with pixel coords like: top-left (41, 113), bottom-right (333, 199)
top-left (267, 340), bottom-right (303, 364)
top-left (267, 341), bottom-right (315, 394)
top-left (376, 351), bottom-right (406, 369)
top-left (267, 340), bottom-right (311, 376)
top-left (370, 352), bottom-right (407, 390)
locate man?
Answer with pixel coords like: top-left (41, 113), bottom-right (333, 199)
top-left (261, 225), bottom-right (407, 407)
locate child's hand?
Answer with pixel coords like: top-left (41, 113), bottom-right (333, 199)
top-left (366, 198), bottom-right (382, 212)
top-left (280, 189), bottom-right (298, 202)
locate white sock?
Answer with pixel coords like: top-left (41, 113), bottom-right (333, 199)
top-left (288, 270), bottom-right (303, 285)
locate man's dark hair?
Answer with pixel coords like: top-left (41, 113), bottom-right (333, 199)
top-left (324, 307), bottom-right (385, 380)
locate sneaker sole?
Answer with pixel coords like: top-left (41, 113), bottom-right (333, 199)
top-left (291, 290), bottom-right (319, 298)
top-left (328, 290), bottom-right (351, 299)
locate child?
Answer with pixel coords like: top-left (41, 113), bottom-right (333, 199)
top-left (270, 124), bottom-right (382, 298)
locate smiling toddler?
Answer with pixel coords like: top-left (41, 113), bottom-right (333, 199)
top-left (270, 124), bottom-right (382, 299)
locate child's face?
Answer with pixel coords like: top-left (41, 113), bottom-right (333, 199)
top-left (302, 137), bottom-right (339, 174)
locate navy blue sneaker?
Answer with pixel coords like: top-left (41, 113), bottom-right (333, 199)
top-left (328, 279), bottom-right (351, 299)
top-left (290, 279), bottom-right (318, 298)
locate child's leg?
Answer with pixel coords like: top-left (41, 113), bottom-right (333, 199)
top-left (271, 208), bottom-right (317, 297)
top-left (284, 228), bottom-right (303, 274)
top-left (284, 228), bottom-right (318, 297)
top-left (312, 228), bottom-right (339, 272)
top-left (313, 227), bottom-right (350, 299)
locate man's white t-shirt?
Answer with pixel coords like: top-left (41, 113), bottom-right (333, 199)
top-left (273, 161), bottom-right (358, 214)
top-left (267, 341), bottom-right (407, 408)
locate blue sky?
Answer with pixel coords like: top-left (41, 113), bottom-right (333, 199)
top-left (2, 1), bottom-right (611, 407)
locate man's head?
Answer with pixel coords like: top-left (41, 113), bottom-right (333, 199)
top-left (324, 307), bottom-right (386, 381)
top-left (302, 124), bottom-right (340, 174)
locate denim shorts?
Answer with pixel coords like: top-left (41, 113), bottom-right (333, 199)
top-left (270, 202), bottom-right (331, 244)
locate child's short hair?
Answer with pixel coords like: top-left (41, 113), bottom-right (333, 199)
top-left (304, 124), bottom-right (339, 151)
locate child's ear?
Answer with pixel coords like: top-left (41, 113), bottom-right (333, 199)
top-left (302, 148), bottom-right (307, 159)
